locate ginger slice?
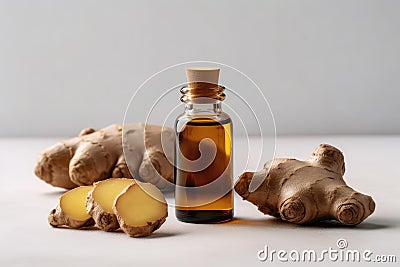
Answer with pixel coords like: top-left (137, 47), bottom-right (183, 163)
top-left (86, 178), bottom-right (134, 231)
top-left (49, 185), bottom-right (94, 228)
top-left (113, 181), bottom-right (168, 237)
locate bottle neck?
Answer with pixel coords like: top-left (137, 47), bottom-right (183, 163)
top-left (180, 83), bottom-right (225, 115)
top-left (184, 102), bottom-right (222, 115)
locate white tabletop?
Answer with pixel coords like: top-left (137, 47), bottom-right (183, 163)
top-left (0, 136), bottom-right (399, 266)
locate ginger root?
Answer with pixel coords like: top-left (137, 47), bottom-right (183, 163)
top-left (86, 178), bottom-right (134, 231)
top-left (49, 185), bottom-right (94, 228)
top-left (34, 123), bottom-right (174, 191)
top-left (235, 144), bottom-right (375, 225)
top-left (113, 181), bottom-right (168, 237)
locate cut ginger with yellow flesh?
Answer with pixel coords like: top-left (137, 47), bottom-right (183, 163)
top-left (86, 178), bottom-right (135, 231)
top-left (49, 185), bottom-right (94, 228)
top-left (113, 181), bottom-right (168, 237)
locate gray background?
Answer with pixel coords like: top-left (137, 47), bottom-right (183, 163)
top-left (1, 0), bottom-right (399, 137)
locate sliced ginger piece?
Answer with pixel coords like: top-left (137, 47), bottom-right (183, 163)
top-left (86, 178), bottom-right (135, 231)
top-left (113, 181), bottom-right (168, 237)
top-left (49, 185), bottom-right (94, 228)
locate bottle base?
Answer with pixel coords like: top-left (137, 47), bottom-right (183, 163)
top-left (176, 209), bottom-right (233, 223)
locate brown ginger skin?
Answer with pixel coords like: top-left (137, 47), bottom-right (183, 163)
top-left (235, 144), bottom-right (375, 225)
top-left (34, 123), bottom-right (174, 191)
top-left (48, 205), bottom-right (95, 229)
top-left (116, 215), bottom-right (166, 238)
top-left (86, 189), bottom-right (120, 232)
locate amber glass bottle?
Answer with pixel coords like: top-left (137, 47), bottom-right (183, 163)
top-left (174, 68), bottom-right (233, 223)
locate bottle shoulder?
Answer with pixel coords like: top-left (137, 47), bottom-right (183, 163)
top-left (175, 111), bottom-right (231, 123)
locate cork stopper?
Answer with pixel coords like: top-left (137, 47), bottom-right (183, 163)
top-left (186, 67), bottom-right (220, 85)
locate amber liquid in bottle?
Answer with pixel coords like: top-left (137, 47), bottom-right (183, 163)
top-left (175, 115), bottom-right (233, 223)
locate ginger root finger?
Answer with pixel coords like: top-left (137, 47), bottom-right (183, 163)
top-left (69, 124), bottom-right (125, 185)
top-left (113, 181), bottom-right (168, 237)
top-left (112, 155), bottom-right (132, 178)
top-left (35, 139), bottom-right (80, 189)
top-left (35, 127), bottom-right (97, 189)
top-left (235, 144), bottom-right (375, 225)
top-left (86, 178), bottom-right (134, 231)
top-left (124, 123), bottom-right (175, 191)
top-left (48, 186), bottom-right (94, 228)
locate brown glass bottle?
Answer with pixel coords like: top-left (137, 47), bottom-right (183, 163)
top-left (174, 67), bottom-right (233, 223)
